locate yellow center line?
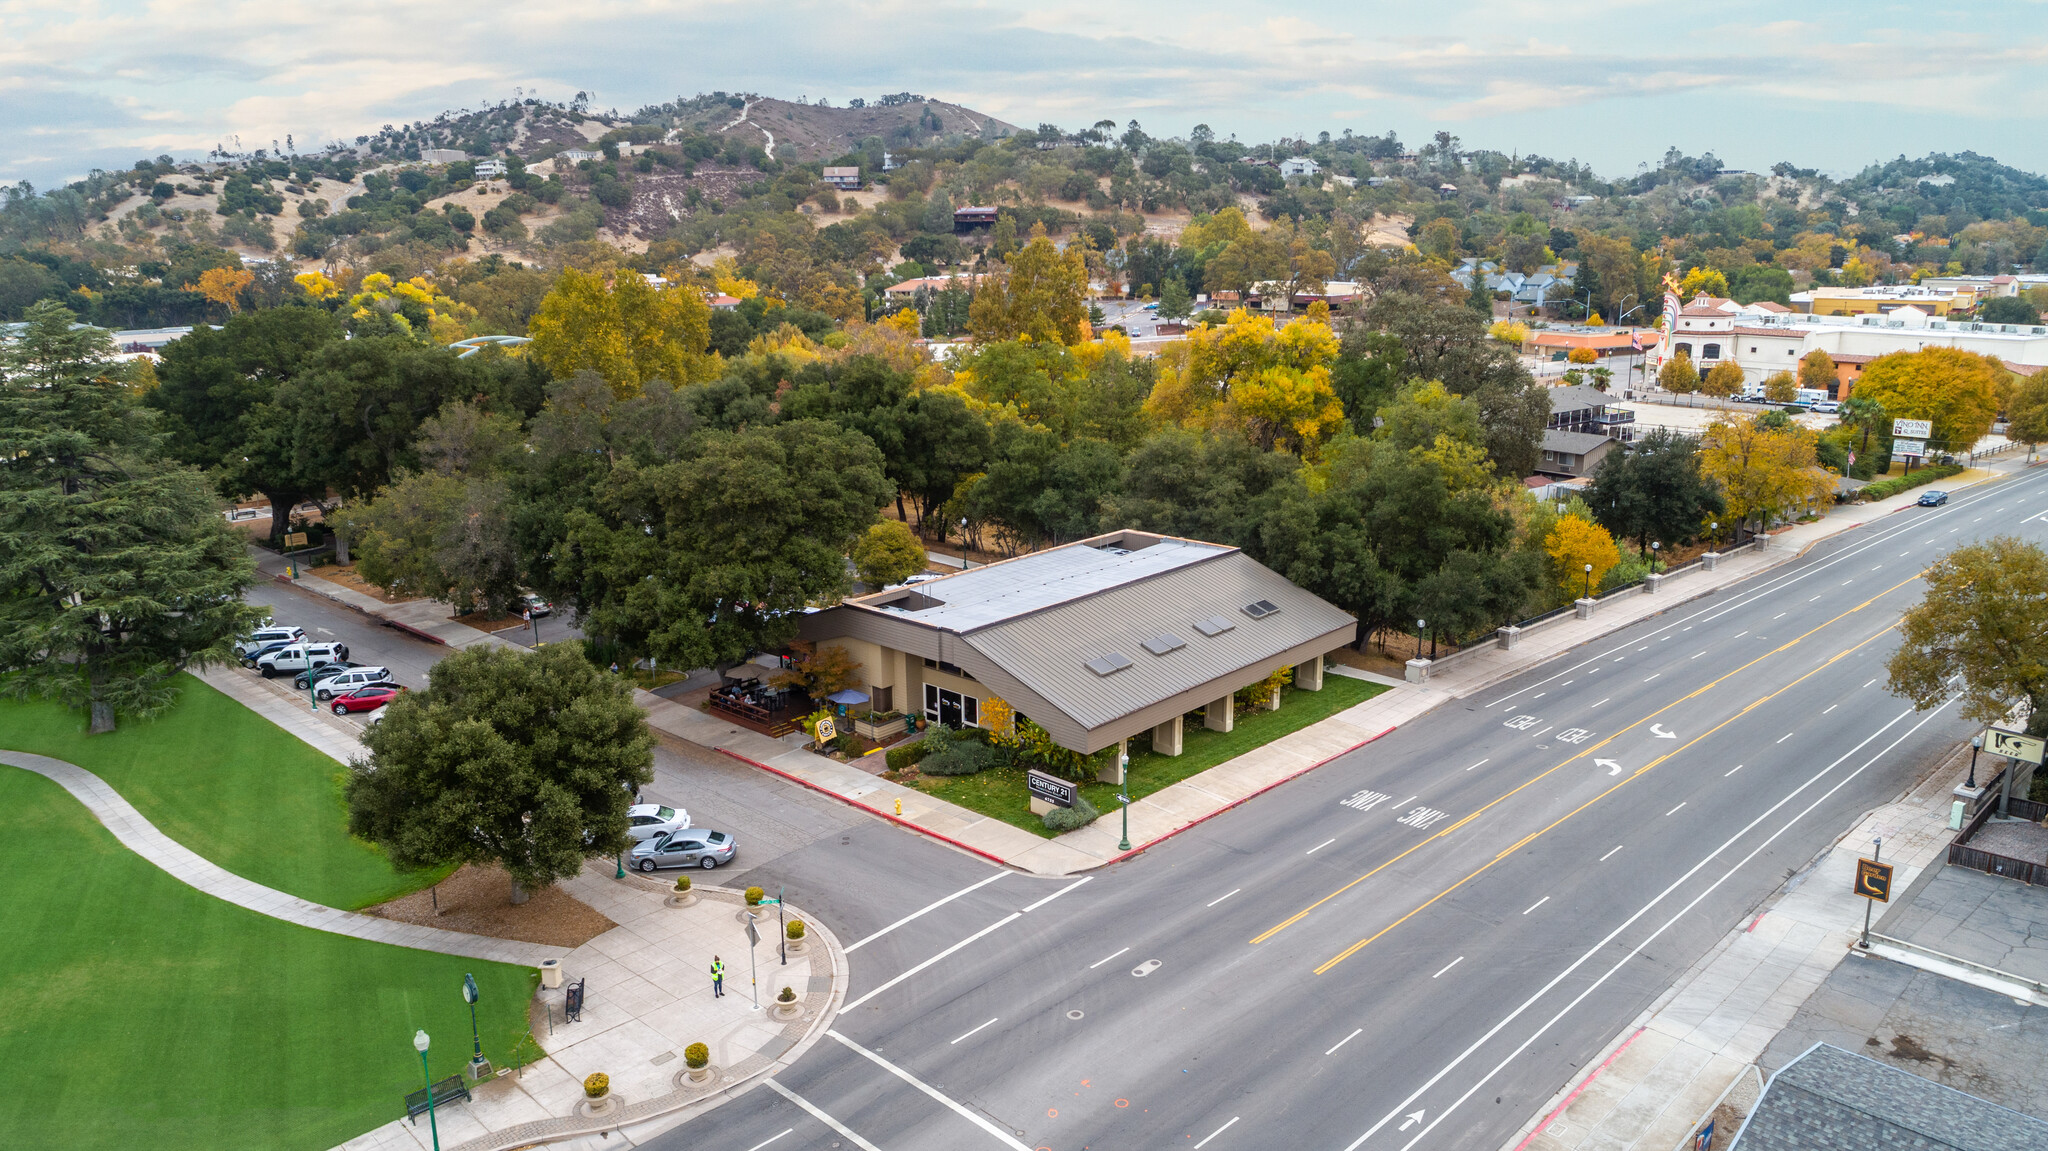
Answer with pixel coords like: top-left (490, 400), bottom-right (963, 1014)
top-left (1310, 616), bottom-right (1906, 975)
top-left (1251, 572), bottom-right (1923, 948)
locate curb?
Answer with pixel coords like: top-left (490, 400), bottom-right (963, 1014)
top-left (711, 746), bottom-right (1013, 868)
top-left (1509, 1027), bottom-right (1645, 1151)
top-left (1101, 726), bottom-right (1397, 866)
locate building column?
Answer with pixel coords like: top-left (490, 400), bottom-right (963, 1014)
top-left (1205, 694), bottom-right (1234, 733)
top-left (1152, 715), bottom-right (1183, 757)
top-left (1295, 657), bottom-right (1324, 692)
top-left (1097, 738), bottom-right (1127, 784)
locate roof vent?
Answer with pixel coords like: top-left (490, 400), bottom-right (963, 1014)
top-left (1097, 546), bottom-right (1129, 556)
top-left (1085, 653), bottom-right (1133, 677)
top-left (1242, 600), bottom-right (1281, 620)
top-left (1193, 615), bottom-right (1235, 637)
top-left (1142, 633), bottom-right (1186, 656)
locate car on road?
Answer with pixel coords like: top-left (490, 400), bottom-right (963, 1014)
top-left (626, 802), bottom-right (690, 841)
top-left (629, 828), bottom-right (736, 871)
top-left (257, 642), bottom-right (348, 677)
top-left (236, 626), bottom-right (305, 661)
top-left (292, 661), bottom-right (357, 690)
top-left (1141, 302), bottom-right (1159, 311)
top-left (1812, 400), bottom-right (1840, 414)
top-left (331, 684), bottom-right (404, 714)
top-left (520, 593), bottom-right (553, 618)
top-left (313, 666), bottom-right (396, 701)
top-left (1917, 490), bottom-right (1949, 507)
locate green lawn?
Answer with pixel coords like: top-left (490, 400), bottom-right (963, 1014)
top-left (916, 675), bottom-right (1385, 837)
top-left (0, 769), bottom-right (537, 1151)
top-left (0, 674), bottom-right (448, 909)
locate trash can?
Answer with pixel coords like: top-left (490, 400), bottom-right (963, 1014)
top-left (540, 958), bottom-right (562, 989)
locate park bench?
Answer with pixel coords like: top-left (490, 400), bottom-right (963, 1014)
top-left (405, 1075), bottom-right (471, 1123)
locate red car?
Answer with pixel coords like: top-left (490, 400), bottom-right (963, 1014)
top-left (331, 684), bottom-right (404, 715)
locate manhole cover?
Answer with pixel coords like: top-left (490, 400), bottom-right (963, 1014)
top-left (1067, 1010), bottom-right (1084, 1020)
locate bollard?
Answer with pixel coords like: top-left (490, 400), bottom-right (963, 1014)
top-left (1575, 597), bottom-right (1597, 621)
top-left (1702, 551), bottom-right (1719, 572)
top-left (1496, 625), bottom-right (1520, 651)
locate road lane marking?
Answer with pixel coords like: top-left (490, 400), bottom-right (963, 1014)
top-left (1842, 579), bottom-right (1854, 585)
top-left (844, 913), bottom-right (1023, 1010)
top-left (1465, 758), bottom-right (1490, 772)
top-left (1348, 698), bottom-right (1959, 1151)
top-left (1593, 698), bottom-right (1609, 707)
top-left (1328, 1028), bottom-right (1364, 1055)
top-left (828, 1031), bottom-right (1032, 1151)
top-left (1193, 1117), bottom-right (1240, 1149)
top-left (1772, 612), bottom-right (1786, 620)
top-left (1208, 888), bottom-right (1242, 907)
top-left (763, 1081), bottom-right (882, 1151)
top-left (743, 1130), bottom-right (794, 1151)
top-left (951, 1017), bottom-right (999, 1044)
top-left (1533, 692), bottom-right (1545, 699)
top-left (1692, 651), bottom-right (1706, 659)
top-left (1726, 764), bottom-right (1744, 777)
top-left (1809, 595), bottom-right (1822, 601)
top-left (1599, 845), bottom-right (1622, 861)
top-left (1523, 896), bottom-right (1549, 915)
top-left (1088, 947), bottom-right (1129, 969)
top-left (845, 871), bottom-right (1007, 953)
top-left (1269, 575), bottom-right (1925, 952)
top-left (1022, 876), bottom-right (1091, 913)
top-left (1732, 631), bottom-right (1747, 639)
top-left (1433, 956), bottom-right (1465, 978)
top-left (1777, 732), bottom-right (1795, 743)
top-left (1307, 838), bottom-right (1337, 854)
top-left (1666, 802), bottom-right (1686, 816)
top-left (1865, 679), bottom-right (1877, 688)
top-left (1643, 674), bottom-right (1659, 682)
top-left (1823, 704), bottom-right (1837, 714)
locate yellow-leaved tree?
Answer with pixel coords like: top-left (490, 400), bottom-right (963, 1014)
top-left (187, 267), bottom-right (254, 315)
top-left (346, 273), bottom-right (479, 343)
top-left (1228, 364), bottom-right (1347, 458)
top-left (1700, 413), bottom-right (1839, 533)
top-left (1848, 347), bottom-right (2007, 457)
top-left (1700, 361), bottom-right (1745, 399)
top-left (1144, 309), bottom-right (1340, 428)
top-left (294, 271), bottom-right (339, 301)
top-left (1678, 267), bottom-right (1730, 299)
top-left (1763, 371), bottom-right (1798, 404)
top-left (967, 222), bottom-right (1089, 345)
top-left (527, 268), bottom-right (719, 398)
top-left (1546, 514), bottom-right (1621, 599)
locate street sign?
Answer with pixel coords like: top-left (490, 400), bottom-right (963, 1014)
top-left (1892, 418), bottom-right (1932, 438)
top-left (1987, 727), bottom-right (2046, 764)
top-left (745, 917), bottom-right (760, 947)
top-left (284, 531), bottom-right (309, 548)
top-left (1026, 768), bottom-right (1076, 808)
top-left (1891, 439), bottom-right (1926, 459)
top-left (813, 717), bottom-right (836, 744)
top-left (1855, 857), bottom-right (1894, 902)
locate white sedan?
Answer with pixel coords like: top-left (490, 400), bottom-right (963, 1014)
top-left (626, 803), bottom-right (690, 841)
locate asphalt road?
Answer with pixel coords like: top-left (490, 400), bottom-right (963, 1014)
top-left (640, 466), bottom-right (2048, 1151)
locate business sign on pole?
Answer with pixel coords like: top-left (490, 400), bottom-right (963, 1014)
top-left (813, 717), bottom-right (836, 745)
top-left (1026, 769), bottom-right (1076, 808)
top-left (1987, 727), bottom-right (2047, 765)
top-left (1854, 857), bottom-right (1895, 902)
top-left (284, 531), bottom-right (309, 548)
top-left (1891, 439), bottom-right (1926, 459)
top-left (1892, 418), bottom-right (1932, 439)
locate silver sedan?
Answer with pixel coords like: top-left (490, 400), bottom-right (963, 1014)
top-left (629, 829), bottom-right (737, 871)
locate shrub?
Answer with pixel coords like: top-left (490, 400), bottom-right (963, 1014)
top-left (778, 986), bottom-right (798, 1002)
top-left (745, 886), bottom-right (764, 906)
top-left (1042, 795), bottom-right (1102, 832)
top-left (584, 1072), bottom-right (610, 1098)
top-left (885, 744), bottom-right (925, 772)
top-left (1858, 463), bottom-right (1963, 502)
top-left (684, 1042), bottom-right (709, 1069)
top-left (673, 875), bottom-right (691, 893)
top-left (831, 731), bottom-right (860, 756)
top-left (917, 724), bottom-right (956, 756)
top-left (919, 739), bottom-right (999, 776)
top-left (787, 919), bottom-right (806, 940)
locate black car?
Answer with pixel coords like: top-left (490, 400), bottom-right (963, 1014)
top-left (240, 639), bottom-right (297, 667)
top-left (1917, 490), bottom-right (1949, 507)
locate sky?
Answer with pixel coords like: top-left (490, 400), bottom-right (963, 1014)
top-left (5, 0), bottom-right (2048, 190)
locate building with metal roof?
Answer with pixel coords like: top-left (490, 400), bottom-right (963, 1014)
top-left (1731, 1042), bottom-right (2048, 1151)
top-left (795, 530), bottom-right (1357, 755)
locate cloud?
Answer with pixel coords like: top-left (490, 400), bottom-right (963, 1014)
top-left (1, 0), bottom-right (2045, 187)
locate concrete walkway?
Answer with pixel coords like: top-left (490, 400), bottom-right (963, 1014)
top-left (250, 545), bottom-right (517, 651)
top-left (0, 748), bottom-right (556, 966)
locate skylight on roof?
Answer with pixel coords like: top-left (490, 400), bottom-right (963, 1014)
top-left (1193, 615), bottom-right (1235, 637)
top-left (1085, 653), bottom-right (1133, 677)
top-left (1242, 600), bottom-right (1280, 619)
top-left (1142, 633), bottom-right (1186, 656)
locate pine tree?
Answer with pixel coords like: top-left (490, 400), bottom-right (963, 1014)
top-left (0, 301), bottom-right (264, 732)
top-left (1158, 275), bottom-right (1193, 321)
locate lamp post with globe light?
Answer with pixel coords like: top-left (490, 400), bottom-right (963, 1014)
top-left (1583, 563), bottom-right (1594, 599)
top-left (414, 1030), bottom-right (441, 1151)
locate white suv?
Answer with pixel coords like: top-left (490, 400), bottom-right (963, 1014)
top-left (236, 626), bottom-right (305, 660)
top-left (314, 666), bottom-right (394, 701)
top-left (256, 642), bottom-right (348, 677)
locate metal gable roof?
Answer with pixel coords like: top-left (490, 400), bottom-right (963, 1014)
top-left (960, 551), bottom-right (1355, 732)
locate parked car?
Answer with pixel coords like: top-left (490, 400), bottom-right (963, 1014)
top-left (629, 828), bottom-right (736, 871)
top-left (313, 666), bottom-right (395, 701)
top-left (240, 638), bottom-right (300, 667)
top-left (1917, 490), bottom-right (1949, 507)
top-left (236, 626), bottom-right (305, 661)
top-left (625, 803), bottom-right (690, 842)
top-left (257, 642), bottom-right (348, 677)
top-left (292, 661), bottom-right (358, 690)
top-left (1812, 400), bottom-right (1840, 414)
top-left (519, 593), bottom-right (553, 618)
top-left (332, 684), bottom-right (405, 714)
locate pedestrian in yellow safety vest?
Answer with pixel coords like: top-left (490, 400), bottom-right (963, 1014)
top-left (711, 956), bottom-right (725, 998)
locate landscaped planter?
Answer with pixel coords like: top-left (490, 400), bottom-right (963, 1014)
top-left (855, 713), bottom-right (908, 740)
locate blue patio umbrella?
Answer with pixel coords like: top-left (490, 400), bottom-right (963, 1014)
top-left (825, 688), bottom-right (870, 716)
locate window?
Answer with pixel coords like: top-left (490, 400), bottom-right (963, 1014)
top-left (1675, 342), bottom-right (1693, 357)
top-left (1701, 343), bottom-right (1721, 359)
top-left (924, 683), bottom-right (980, 728)
top-left (922, 657), bottom-right (975, 681)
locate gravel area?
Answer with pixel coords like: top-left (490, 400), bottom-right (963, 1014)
top-left (365, 862), bottom-right (615, 948)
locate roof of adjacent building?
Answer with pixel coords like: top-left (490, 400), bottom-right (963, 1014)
top-left (1732, 1043), bottom-right (2048, 1151)
top-left (1542, 430), bottom-right (1615, 454)
top-left (1547, 384), bottom-right (1614, 412)
top-left (802, 531), bottom-right (1356, 748)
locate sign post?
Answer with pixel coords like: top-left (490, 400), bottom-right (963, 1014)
top-left (1855, 838), bottom-right (1892, 949)
top-left (813, 716), bottom-right (837, 748)
top-left (1987, 728), bottom-right (2045, 818)
top-left (1026, 769), bottom-right (1076, 809)
top-left (744, 914), bottom-right (761, 1011)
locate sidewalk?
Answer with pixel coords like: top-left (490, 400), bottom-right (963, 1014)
top-left (341, 872), bottom-right (847, 1151)
top-left (250, 546), bottom-right (519, 651)
top-left (1501, 744), bottom-right (1971, 1151)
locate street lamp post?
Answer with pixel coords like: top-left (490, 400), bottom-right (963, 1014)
top-left (1118, 748), bottom-right (1132, 851)
top-left (1967, 734), bottom-right (1983, 789)
top-left (1415, 618), bottom-right (1426, 663)
top-left (414, 1030), bottom-right (441, 1151)
top-left (1710, 522), bottom-right (1719, 551)
top-left (1583, 563), bottom-right (1593, 599)
top-left (462, 973), bottom-right (486, 1080)
top-left (1651, 540), bottom-right (1660, 571)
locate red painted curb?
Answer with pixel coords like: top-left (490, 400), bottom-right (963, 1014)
top-left (1100, 725), bottom-right (1398, 866)
top-left (712, 746), bottom-right (1011, 867)
top-left (1512, 1026), bottom-right (1645, 1151)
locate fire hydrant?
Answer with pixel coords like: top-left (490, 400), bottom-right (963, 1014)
top-left (895, 798), bottom-right (903, 816)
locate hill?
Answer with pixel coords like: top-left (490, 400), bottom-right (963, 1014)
top-left (636, 93), bottom-right (1018, 165)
